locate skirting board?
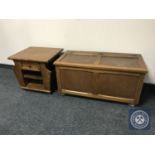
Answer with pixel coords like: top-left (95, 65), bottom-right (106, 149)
top-left (0, 63), bottom-right (13, 69)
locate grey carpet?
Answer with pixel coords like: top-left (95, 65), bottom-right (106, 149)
top-left (0, 67), bottom-right (155, 135)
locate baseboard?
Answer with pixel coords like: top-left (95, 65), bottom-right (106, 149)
top-left (0, 63), bottom-right (155, 89)
top-left (143, 83), bottom-right (155, 91)
top-left (0, 63), bottom-right (13, 69)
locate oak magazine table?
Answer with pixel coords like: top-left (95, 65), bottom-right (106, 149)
top-left (8, 47), bottom-right (63, 93)
top-left (54, 50), bottom-right (148, 106)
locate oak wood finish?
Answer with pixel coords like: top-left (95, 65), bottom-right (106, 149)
top-left (54, 50), bottom-right (148, 105)
top-left (9, 47), bottom-right (63, 62)
top-left (8, 47), bottom-right (63, 93)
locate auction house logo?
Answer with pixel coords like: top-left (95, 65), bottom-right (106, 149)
top-left (129, 109), bottom-right (151, 130)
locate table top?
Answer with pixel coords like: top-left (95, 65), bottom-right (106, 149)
top-left (8, 47), bottom-right (63, 63)
top-left (54, 50), bottom-right (148, 73)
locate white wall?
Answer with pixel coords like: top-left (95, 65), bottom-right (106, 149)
top-left (0, 19), bottom-right (155, 84)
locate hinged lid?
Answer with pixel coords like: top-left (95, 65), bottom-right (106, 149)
top-left (8, 47), bottom-right (63, 63)
top-left (54, 51), bottom-right (148, 73)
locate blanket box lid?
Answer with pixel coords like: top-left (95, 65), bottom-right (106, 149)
top-left (54, 50), bottom-right (148, 73)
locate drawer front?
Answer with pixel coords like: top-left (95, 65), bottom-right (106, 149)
top-left (21, 62), bottom-right (40, 71)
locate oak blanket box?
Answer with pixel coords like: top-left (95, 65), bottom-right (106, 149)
top-left (54, 51), bottom-right (148, 106)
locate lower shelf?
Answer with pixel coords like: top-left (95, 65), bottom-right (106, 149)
top-left (21, 83), bottom-right (51, 93)
top-left (23, 74), bottom-right (42, 80)
top-left (22, 70), bottom-right (42, 80)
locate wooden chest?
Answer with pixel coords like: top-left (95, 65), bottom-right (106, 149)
top-left (8, 47), bottom-right (63, 93)
top-left (54, 51), bottom-right (148, 106)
